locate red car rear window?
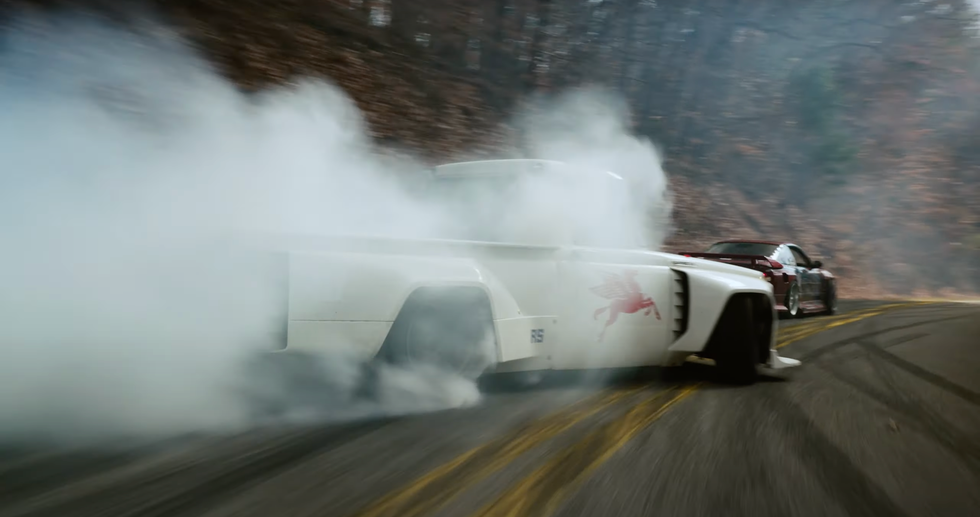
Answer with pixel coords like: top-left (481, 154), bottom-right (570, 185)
top-left (706, 242), bottom-right (778, 257)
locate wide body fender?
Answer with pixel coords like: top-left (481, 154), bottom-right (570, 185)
top-left (284, 251), bottom-right (522, 360)
top-left (669, 266), bottom-right (778, 353)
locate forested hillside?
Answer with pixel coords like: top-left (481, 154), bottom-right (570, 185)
top-left (4, 0), bottom-right (980, 297)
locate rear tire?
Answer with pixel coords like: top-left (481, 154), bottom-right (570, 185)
top-left (379, 287), bottom-right (496, 381)
top-left (824, 280), bottom-right (838, 315)
top-left (479, 371), bottom-right (546, 393)
top-left (712, 297), bottom-right (761, 385)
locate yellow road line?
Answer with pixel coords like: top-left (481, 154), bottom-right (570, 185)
top-left (776, 302), bottom-right (930, 349)
top-left (356, 301), bottom-right (930, 517)
top-left (472, 302), bottom-right (929, 517)
top-left (472, 386), bottom-right (699, 517)
top-left (777, 302), bottom-right (920, 339)
top-left (905, 297), bottom-right (980, 303)
top-left (349, 384), bottom-right (650, 517)
top-left (777, 313), bottom-right (887, 349)
top-left (687, 302), bottom-right (929, 367)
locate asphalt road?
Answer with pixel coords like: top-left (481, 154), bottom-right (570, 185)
top-left (2, 301), bottom-right (979, 517)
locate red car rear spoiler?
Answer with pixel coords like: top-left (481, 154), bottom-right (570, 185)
top-left (680, 252), bottom-right (784, 270)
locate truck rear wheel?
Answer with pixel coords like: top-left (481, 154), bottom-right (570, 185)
top-left (379, 287), bottom-right (496, 380)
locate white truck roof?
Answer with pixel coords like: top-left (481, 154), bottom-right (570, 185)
top-left (431, 159), bottom-right (623, 180)
top-left (431, 159), bottom-right (565, 178)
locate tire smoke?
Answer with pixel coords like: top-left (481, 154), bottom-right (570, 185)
top-left (0, 11), bottom-right (669, 444)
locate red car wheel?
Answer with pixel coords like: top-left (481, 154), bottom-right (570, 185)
top-left (785, 283), bottom-right (801, 318)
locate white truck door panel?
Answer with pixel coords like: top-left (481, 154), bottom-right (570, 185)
top-left (554, 259), bottom-right (672, 369)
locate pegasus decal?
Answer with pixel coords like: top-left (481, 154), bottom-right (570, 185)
top-left (590, 270), bottom-right (661, 342)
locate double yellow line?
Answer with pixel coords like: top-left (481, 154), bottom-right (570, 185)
top-left (775, 302), bottom-right (925, 349)
top-left (349, 302), bottom-right (924, 517)
top-left (351, 383), bottom-right (693, 517)
top-left (352, 385), bottom-right (650, 517)
top-left (471, 385), bottom-right (698, 517)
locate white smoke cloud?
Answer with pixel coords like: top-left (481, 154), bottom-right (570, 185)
top-left (517, 91), bottom-right (673, 248)
top-left (0, 11), bottom-right (670, 444)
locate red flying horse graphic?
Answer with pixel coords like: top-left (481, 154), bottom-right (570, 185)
top-left (590, 270), bottom-right (661, 342)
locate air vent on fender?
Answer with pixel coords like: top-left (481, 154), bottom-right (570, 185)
top-left (671, 269), bottom-right (689, 341)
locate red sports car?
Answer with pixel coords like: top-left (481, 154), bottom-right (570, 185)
top-left (682, 240), bottom-right (837, 318)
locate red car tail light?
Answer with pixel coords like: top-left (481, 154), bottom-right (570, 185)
top-left (754, 258), bottom-right (784, 269)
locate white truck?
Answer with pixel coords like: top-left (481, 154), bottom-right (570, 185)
top-left (246, 159), bottom-right (800, 411)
